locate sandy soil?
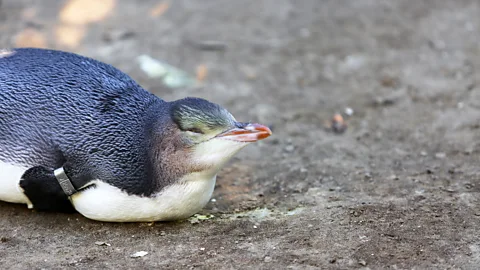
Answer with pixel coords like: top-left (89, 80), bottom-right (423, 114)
top-left (1, 0), bottom-right (480, 269)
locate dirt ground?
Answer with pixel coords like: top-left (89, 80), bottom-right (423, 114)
top-left (1, 0), bottom-right (480, 269)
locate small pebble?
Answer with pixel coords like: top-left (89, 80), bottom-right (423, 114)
top-left (388, 175), bottom-right (399, 180)
top-left (284, 145), bottom-right (295, 152)
top-left (130, 251), bottom-right (148, 258)
top-left (343, 55), bottom-right (366, 70)
top-left (373, 96), bottom-right (395, 106)
top-left (420, 151), bottom-right (427, 156)
top-left (95, 241), bottom-right (111, 247)
top-left (435, 152), bottom-right (446, 159)
top-left (264, 256), bottom-right (272, 263)
top-left (239, 65), bottom-right (257, 80)
top-left (330, 114), bottom-right (347, 133)
top-left (358, 259), bottom-right (367, 266)
top-left (345, 107), bottom-right (354, 116)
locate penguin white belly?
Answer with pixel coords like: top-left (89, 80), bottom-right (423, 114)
top-left (0, 161), bottom-right (32, 205)
top-left (71, 172), bottom-right (217, 222)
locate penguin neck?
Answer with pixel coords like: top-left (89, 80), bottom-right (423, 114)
top-left (148, 130), bottom-right (220, 191)
top-left (145, 106), bottom-right (194, 190)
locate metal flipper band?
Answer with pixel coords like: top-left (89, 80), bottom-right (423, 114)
top-left (54, 167), bottom-right (78, 196)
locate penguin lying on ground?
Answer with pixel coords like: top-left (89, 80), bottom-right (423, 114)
top-left (0, 48), bottom-right (272, 222)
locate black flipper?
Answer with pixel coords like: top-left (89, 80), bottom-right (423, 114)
top-left (19, 166), bottom-right (76, 213)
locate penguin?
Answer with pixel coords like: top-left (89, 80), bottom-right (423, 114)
top-left (0, 48), bottom-right (272, 222)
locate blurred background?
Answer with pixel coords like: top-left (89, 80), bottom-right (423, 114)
top-left (1, 0), bottom-right (480, 269)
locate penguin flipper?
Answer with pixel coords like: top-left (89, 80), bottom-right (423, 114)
top-left (19, 166), bottom-right (76, 213)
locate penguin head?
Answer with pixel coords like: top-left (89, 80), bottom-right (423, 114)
top-left (169, 97), bottom-right (272, 171)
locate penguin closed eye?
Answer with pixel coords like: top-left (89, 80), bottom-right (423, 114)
top-left (0, 48), bottom-right (272, 222)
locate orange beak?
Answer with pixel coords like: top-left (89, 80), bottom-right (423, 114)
top-left (216, 123), bottom-right (272, 142)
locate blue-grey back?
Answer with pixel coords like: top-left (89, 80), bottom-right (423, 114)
top-left (0, 48), bottom-right (165, 194)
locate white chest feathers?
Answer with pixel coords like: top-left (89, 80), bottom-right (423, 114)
top-left (71, 172), bottom-right (217, 222)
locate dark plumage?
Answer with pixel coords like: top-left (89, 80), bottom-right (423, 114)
top-left (0, 48), bottom-right (171, 195)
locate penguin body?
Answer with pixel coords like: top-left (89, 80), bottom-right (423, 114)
top-left (0, 48), bottom-right (271, 222)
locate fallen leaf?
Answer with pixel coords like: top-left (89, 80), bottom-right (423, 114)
top-left (59, 0), bottom-right (116, 25)
top-left (188, 214), bottom-right (215, 224)
top-left (196, 64), bottom-right (208, 82)
top-left (55, 24), bottom-right (86, 48)
top-left (0, 49), bottom-right (16, 58)
top-left (149, 2), bottom-right (169, 18)
top-left (136, 55), bottom-right (196, 88)
top-left (195, 214), bottom-right (214, 220)
top-left (14, 28), bottom-right (47, 48)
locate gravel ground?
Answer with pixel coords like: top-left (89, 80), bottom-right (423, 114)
top-left (1, 0), bottom-right (480, 269)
